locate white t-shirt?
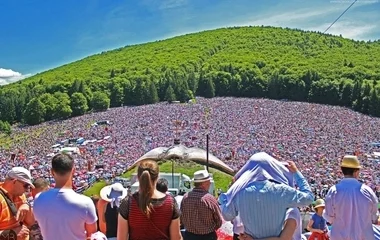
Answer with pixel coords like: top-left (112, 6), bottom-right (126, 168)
top-left (285, 208), bottom-right (304, 240)
top-left (34, 188), bottom-right (98, 240)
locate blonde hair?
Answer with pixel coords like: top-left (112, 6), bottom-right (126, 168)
top-left (137, 160), bottom-right (159, 217)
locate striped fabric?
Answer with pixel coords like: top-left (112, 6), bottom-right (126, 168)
top-left (180, 188), bottom-right (223, 235)
top-left (119, 193), bottom-right (179, 240)
top-left (221, 171), bottom-right (314, 239)
top-left (0, 184), bottom-right (27, 230)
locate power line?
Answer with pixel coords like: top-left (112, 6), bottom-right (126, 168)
top-left (323, 0), bottom-right (358, 34)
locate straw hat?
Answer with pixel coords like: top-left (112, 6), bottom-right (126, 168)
top-left (314, 199), bottom-right (325, 209)
top-left (340, 155), bottom-right (361, 169)
top-left (100, 182), bottom-right (128, 202)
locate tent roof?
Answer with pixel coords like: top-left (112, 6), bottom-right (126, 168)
top-left (129, 144), bottom-right (235, 175)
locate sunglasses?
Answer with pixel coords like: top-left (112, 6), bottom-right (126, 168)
top-left (15, 180), bottom-right (30, 189)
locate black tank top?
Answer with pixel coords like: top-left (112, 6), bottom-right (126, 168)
top-left (105, 203), bottom-right (118, 238)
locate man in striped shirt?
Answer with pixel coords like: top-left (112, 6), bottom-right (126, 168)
top-left (180, 170), bottom-right (222, 240)
top-left (220, 152), bottom-right (314, 239)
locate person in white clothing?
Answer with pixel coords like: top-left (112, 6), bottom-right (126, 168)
top-left (34, 153), bottom-right (98, 240)
top-left (323, 155), bottom-right (378, 240)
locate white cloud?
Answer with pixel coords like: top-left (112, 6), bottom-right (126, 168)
top-left (242, 7), bottom-right (342, 28)
top-left (0, 68), bottom-right (32, 86)
top-left (313, 21), bottom-right (378, 40)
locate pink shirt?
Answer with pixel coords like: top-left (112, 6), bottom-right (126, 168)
top-left (324, 178), bottom-right (378, 240)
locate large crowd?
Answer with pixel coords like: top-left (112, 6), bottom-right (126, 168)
top-left (1, 97), bottom-right (380, 196)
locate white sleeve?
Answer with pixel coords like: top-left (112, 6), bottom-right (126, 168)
top-left (84, 197), bottom-right (98, 224)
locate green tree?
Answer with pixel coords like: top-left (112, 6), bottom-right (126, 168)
top-left (39, 93), bottom-right (58, 120)
top-left (53, 92), bottom-right (72, 119)
top-left (23, 98), bottom-right (46, 125)
top-left (71, 93), bottom-right (89, 116)
top-left (164, 85), bottom-right (176, 103)
top-left (146, 81), bottom-right (159, 104)
top-left (92, 92), bottom-right (110, 111)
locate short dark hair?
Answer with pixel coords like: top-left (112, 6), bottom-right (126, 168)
top-left (341, 167), bottom-right (358, 176)
top-left (33, 178), bottom-right (49, 189)
top-left (156, 178), bottom-right (168, 193)
top-left (51, 153), bottom-right (74, 175)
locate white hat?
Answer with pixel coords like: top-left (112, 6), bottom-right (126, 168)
top-left (100, 182), bottom-right (128, 202)
top-left (90, 231), bottom-right (107, 240)
top-left (7, 167), bottom-right (35, 189)
top-left (192, 170), bottom-right (211, 183)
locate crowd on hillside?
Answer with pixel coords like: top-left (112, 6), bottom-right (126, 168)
top-left (1, 97), bottom-right (380, 196)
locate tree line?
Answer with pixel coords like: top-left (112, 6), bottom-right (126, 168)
top-left (0, 65), bottom-right (380, 129)
top-left (1, 26), bottom-right (380, 131)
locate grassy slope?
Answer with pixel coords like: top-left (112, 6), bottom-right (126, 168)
top-left (83, 161), bottom-right (233, 197)
top-left (5, 26), bottom-right (380, 89)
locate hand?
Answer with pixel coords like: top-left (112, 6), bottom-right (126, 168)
top-left (16, 203), bottom-right (30, 222)
top-left (286, 161), bottom-right (298, 173)
top-left (238, 233), bottom-right (253, 240)
top-left (14, 225), bottom-right (29, 239)
top-left (317, 229), bottom-right (324, 234)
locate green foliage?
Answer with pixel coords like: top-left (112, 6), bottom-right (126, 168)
top-left (71, 92), bottom-right (89, 116)
top-left (23, 98), bottom-right (46, 125)
top-left (91, 91), bottom-right (110, 111)
top-left (0, 120), bottom-right (11, 135)
top-left (1, 26), bottom-right (380, 125)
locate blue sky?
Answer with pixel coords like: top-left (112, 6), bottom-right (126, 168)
top-left (0, 0), bottom-right (379, 85)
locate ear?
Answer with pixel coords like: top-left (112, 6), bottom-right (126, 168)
top-left (50, 169), bottom-right (55, 177)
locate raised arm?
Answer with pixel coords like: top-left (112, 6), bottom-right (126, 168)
top-left (281, 162), bottom-right (314, 207)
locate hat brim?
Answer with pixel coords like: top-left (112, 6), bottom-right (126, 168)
top-left (314, 204), bottom-right (325, 209)
top-left (192, 177), bottom-right (211, 183)
top-left (21, 179), bottom-right (35, 189)
top-left (100, 185), bottom-right (128, 202)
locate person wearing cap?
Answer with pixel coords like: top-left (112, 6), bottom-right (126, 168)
top-left (33, 153), bottom-right (98, 240)
top-left (306, 199), bottom-right (329, 240)
top-left (180, 169), bottom-right (222, 240)
top-left (323, 155), bottom-right (378, 240)
top-left (99, 182), bottom-right (128, 240)
top-left (0, 167), bottom-right (36, 240)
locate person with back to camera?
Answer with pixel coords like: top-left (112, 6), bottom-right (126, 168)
top-left (323, 155), bottom-right (378, 240)
top-left (180, 170), bottom-right (223, 240)
top-left (33, 153), bottom-right (98, 240)
top-left (117, 160), bottom-right (182, 240)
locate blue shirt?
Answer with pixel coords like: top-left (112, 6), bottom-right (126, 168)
top-left (311, 213), bottom-right (327, 230)
top-left (220, 171), bottom-right (314, 239)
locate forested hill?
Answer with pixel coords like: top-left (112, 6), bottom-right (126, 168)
top-left (1, 26), bottom-right (380, 127)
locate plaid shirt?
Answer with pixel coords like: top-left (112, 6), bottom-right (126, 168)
top-left (180, 188), bottom-right (222, 235)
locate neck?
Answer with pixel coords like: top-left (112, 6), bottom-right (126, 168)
top-left (344, 175), bottom-right (356, 179)
top-left (54, 176), bottom-right (72, 189)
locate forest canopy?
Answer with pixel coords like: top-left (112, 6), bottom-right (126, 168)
top-left (1, 26), bottom-right (380, 126)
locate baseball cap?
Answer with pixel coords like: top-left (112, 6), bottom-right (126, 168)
top-left (7, 167), bottom-right (35, 189)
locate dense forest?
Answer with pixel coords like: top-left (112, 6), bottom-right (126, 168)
top-left (1, 26), bottom-right (380, 129)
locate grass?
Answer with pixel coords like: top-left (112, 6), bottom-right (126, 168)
top-left (83, 160), bottom-right (233, 197)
